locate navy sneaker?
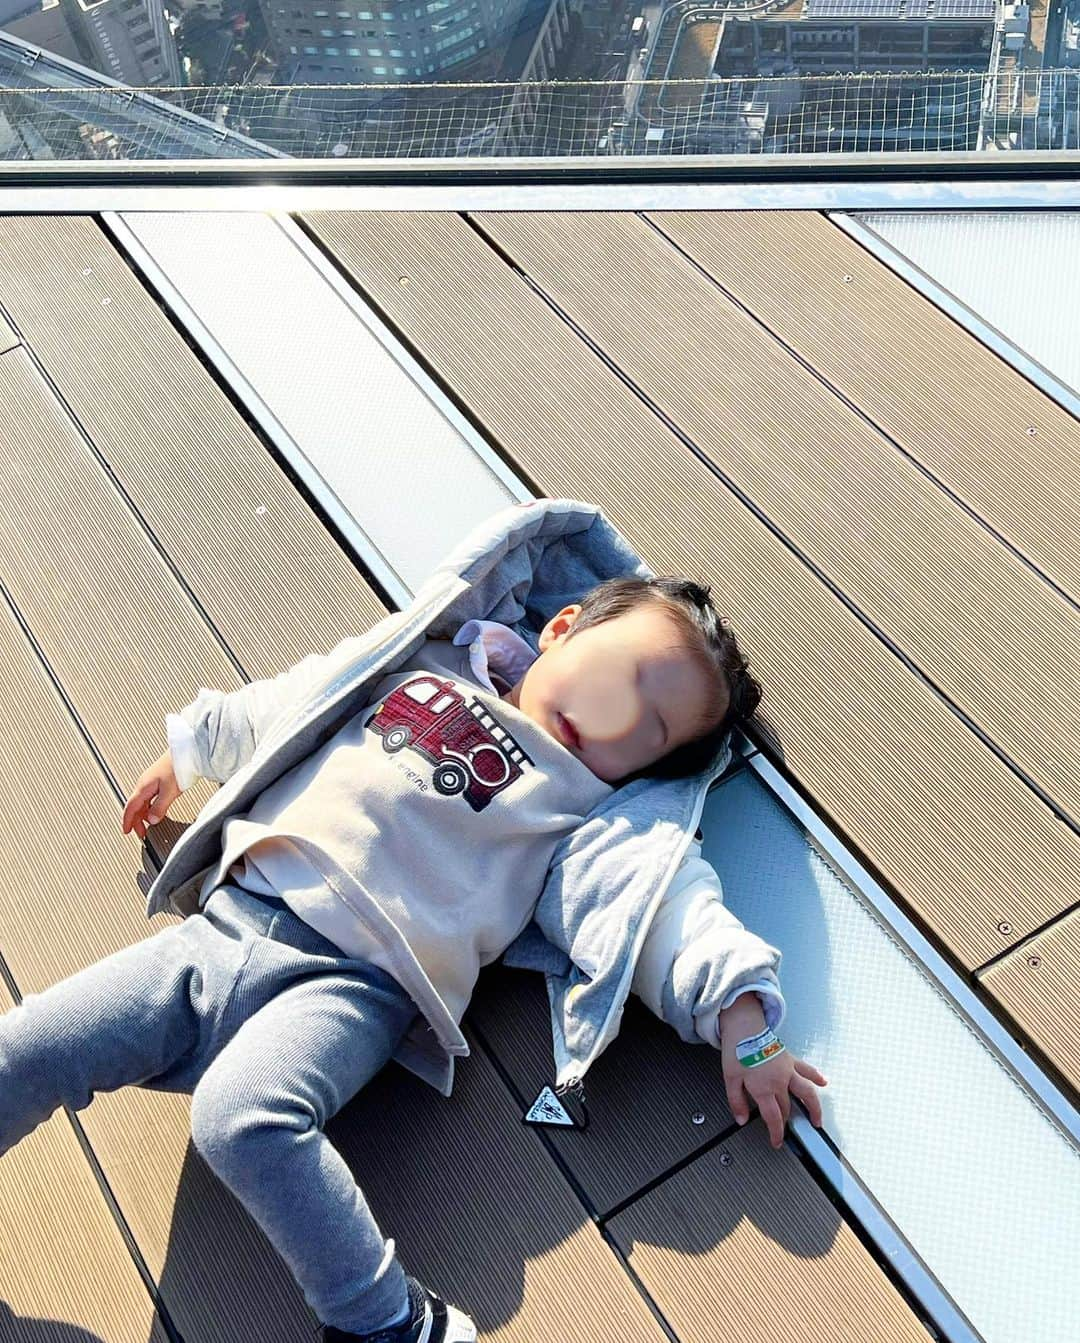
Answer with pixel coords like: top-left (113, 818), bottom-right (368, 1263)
top-left (317, 1274), bottom-right (477, 1342)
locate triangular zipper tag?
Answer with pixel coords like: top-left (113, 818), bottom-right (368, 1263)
top-left (523, 1085), bottom-right (576, 1127)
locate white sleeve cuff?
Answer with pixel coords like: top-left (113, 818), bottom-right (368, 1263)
top-left (165, 712), bottom-right (198, 792)
top-left (697, 982), bottom-right (787, 1049)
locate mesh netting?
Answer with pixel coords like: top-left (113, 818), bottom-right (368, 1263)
top-left (0, 70), bottom-right (1074, 160)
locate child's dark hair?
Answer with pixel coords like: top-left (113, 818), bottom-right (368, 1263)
top-left (564, 575), bottom-right (763, 782)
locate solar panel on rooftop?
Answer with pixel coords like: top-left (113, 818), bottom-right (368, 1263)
top-left (933, 0), bottom-right (994, 15)
top-left (804, 0), bottom-right (905, 15)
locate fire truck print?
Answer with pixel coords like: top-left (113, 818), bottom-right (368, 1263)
top-left (370, 675), bottom-right (534, 813)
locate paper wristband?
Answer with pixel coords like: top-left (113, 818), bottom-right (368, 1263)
top-left (735, 1025), bottom-right (787, 1069)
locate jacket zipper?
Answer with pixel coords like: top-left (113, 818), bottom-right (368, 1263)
top-left (553, 1074), bottom-right (589, 1129)
top-left (546, 756), bottom-right (728, 1128)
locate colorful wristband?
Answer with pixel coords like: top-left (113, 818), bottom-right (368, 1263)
top-left (735, 1025), bottom-right (787, 1069)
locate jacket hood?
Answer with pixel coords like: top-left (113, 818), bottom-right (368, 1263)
top-left (428, 498), bottom-right (649, 648)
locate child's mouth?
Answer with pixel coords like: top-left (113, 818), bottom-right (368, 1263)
top-left (557, 712), bottom-right (581, 750)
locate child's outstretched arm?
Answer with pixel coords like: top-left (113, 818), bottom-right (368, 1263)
top-left (120, 629), bottom-right (365, 836)
top-left (122, 748), bottom-right (184, 839)
top-left (631, 840), bottom-right (787, 1042)
top-left (161, 610), bottom-right (413, 790)
top-left (165, 647), bottom-right (341, 788)
top-left (632, 840), bottom-right (827, 1149)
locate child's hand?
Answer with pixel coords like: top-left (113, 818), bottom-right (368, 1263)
top-left (722, 1036), bottom-right (828, 1150)
top-left (122, 750), bottom-right (183, 840)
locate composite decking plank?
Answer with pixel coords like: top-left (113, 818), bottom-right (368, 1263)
top-left (646, 208), bottom-right (1080, 602)
top-left (607, 1123), bottom-right (935, 1343)
top-left (0, 342), bottom-right (233, 862)
top-left (0, 506), bottom-right (328, 1339)
top-left (326, 1025), bottom-right (675, 1342)
top-left (467, 960), bottom-right (743, 1217)
top-left (977, 907), bottom-right (1080, 1103)
top-left (467, 206), bottom-right (1080, 883)
top-left (297, 211), bottom-right (1080, 1099)
top-left (0, 213), bottom-right (388, 685)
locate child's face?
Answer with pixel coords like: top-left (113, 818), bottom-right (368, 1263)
top-left (502, 603), bottom-right (723, 785)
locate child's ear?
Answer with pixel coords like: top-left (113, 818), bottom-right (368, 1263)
top-left (539, 604), bottom-right (582, 649)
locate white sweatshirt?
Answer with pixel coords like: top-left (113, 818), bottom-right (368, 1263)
top-left (168, 619), bottom-right (782, 1049)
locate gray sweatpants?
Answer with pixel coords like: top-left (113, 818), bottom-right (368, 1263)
top-left (0, 881), bottom-right (422, 1335)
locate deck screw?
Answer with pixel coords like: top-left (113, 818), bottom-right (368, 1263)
top-left (997, 920), bottom-right (1013, 934)
top-left (692, 1112), bottom-right (706, 1126)
top-left (399, 275), bottom-right (410, 285)
top-left (719, 1151), bottom-right (734, 1166)
top-left (1027, 954), bottom-right (1042, 968)
top-left (1026, 426), bottom-right (1037, 435)
top-left (255, 505), bottom-right (267, 515)
top-left (842, 274), bottom-right (853, 283)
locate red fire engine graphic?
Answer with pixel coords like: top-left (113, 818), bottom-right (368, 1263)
top-left (369, 675), bottom-right (534, 813)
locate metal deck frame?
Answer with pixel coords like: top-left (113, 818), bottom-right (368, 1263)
top-left (2, 160), bottom-right (1080, 211)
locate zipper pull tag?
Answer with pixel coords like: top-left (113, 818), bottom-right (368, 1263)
top-left (523, 1079), bottom-right (589, 1130)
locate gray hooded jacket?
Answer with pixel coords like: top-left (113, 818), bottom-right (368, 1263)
top-left (145, 498), bottom-right (785, 1111)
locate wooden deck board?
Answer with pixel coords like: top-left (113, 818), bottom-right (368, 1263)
top-left (468, 958), bottom-right (750, 1219)
top-left (0, 340), bottom-right (233, 853)
top-left (645, 209), bottom-right (1080, 604)
top-left (0, 472), bottom-right (329, 1338)
top-left (296, 207), bottom-right (1080, 1097)
top-left (468, 206), bottom-right (1080, 949)
top-left (467, 208), bottom-right (1080, 1089)
top-left (606, 1123), bottom-right (935, 1343)
top-left (0, 214), bottom-right (389, 683)
top-left (327, 1023), bottom-right (676, 1342)
top-left (978, 906), bottom-right (1080, 1101)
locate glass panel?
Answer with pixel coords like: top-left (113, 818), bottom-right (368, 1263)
top-left (112, 209), bottom-right (522, 601)
top-left (0, 0), bottom-right (1074, 160)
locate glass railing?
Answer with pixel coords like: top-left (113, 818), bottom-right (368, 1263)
top-left (1, 3), bottom-right (1078, 162)
top-left (4, 70), bottom-right (1078, 159)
